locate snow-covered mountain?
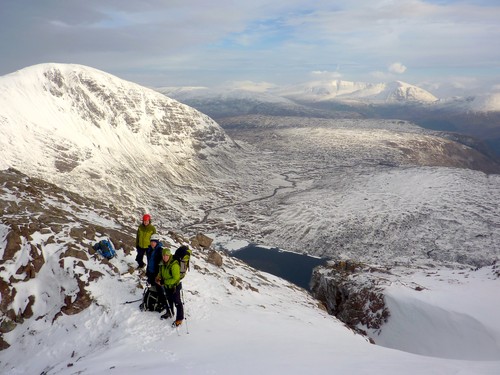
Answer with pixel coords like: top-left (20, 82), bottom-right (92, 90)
top-left (158, 86), bottom-right (292, 104)
top-left (0, 63), bottom-right (240, 225)
top-left (277, 79), bottom-right (500, 112)
top-left (1, 168), bottom-right (499, 374)
top-left (273, 79), bottom-right (439, 104)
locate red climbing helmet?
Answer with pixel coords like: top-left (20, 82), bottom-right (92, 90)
top-left (143, 214), bottom-right (151, 222)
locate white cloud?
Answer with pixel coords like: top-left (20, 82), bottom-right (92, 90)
top-left (388, 62), bottom-right (407, 74)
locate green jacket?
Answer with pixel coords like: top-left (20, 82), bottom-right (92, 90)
top-left (136, 223), bottom-right (156, 249)
top-left (157, 258), bottom-right (181, 289)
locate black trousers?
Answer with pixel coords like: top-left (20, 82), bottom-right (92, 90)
top-left (160, 283), bottom-right (184, 321)
top-left (146, 271), bottom-right (156, 286)
top-left (135, 247), bottom-right (147, 267)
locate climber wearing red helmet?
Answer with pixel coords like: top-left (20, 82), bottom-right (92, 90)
top-left (135, 213), bottom-right (156, 269)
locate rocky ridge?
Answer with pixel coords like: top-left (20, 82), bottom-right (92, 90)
top-left (0, 168), bottom-right (229, 350)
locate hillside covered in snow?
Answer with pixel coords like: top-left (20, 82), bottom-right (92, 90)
top-left (0, 63), bottom-right (242, 224)
top-left (1, 168), bottom-right (499, 374)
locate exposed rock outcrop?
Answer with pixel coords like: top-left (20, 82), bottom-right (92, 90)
top-left (0, 168), bottom-right (215, 351)
top-left (310, 260), bottom-right (391, 338)
top-left (191, 233), bottom-right (214, 249)
top-left (0, 168), bottom-right (136, 348)
top-left (207, 250), bottom-right (223, 267)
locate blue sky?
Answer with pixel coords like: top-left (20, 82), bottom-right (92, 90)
top-left (1, 0), bottom-right (499, 96)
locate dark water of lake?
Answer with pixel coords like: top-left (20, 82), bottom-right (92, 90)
top-left (229, 244), bottom-right (328, 290)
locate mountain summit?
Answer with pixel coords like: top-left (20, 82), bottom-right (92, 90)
top-left (0, 63), bottom-right (238, 218)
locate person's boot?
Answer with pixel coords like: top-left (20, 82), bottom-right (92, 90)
top-left (160, 311), bottom-right (172, 320)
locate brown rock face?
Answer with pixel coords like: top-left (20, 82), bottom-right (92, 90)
top-left (0, 168), bottom-right (136, 349)
top-left (207, 250), bottom-right (223, 267)
top-left (310, 260), bottom-right (390, 337)
top-left (191, 233), bottom-right (214, 249)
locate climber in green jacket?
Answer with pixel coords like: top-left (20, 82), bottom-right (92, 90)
top-left (135, 213), bottom-right (156, 268)
top-left (156, 248), bottom-right (184, 326)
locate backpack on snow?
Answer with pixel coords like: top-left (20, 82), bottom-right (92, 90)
top-left (174, 245), bottom-right (192, 280)
top-left (140, 285), bottom-right (165, 312)
top-left (92, 239), bottom-right (116, 259)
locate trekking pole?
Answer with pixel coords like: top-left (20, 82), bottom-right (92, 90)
top-left (181, 289), bottom-right (189, 334)
top-left (161, 285), bottom-right (174, 317)
top-left (122, 298), bottom-right (142, 305)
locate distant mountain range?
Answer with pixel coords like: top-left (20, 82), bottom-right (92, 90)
top-left (158, 80), bottom-right (500, 157)
top-left (158, 78), bottom-right (500, 110)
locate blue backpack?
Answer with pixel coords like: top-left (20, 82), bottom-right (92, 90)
top-left (93, 239), bottom-right (116, 259)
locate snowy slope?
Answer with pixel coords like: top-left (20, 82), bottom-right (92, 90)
top-left (0, 169), bottom-right (499, 374)
top-left (262, 165), bottom-right (500, 266)
top-left (0, 63), bottom-right (239, 223)
top-left (374, 266), bottom-right (500, 361)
